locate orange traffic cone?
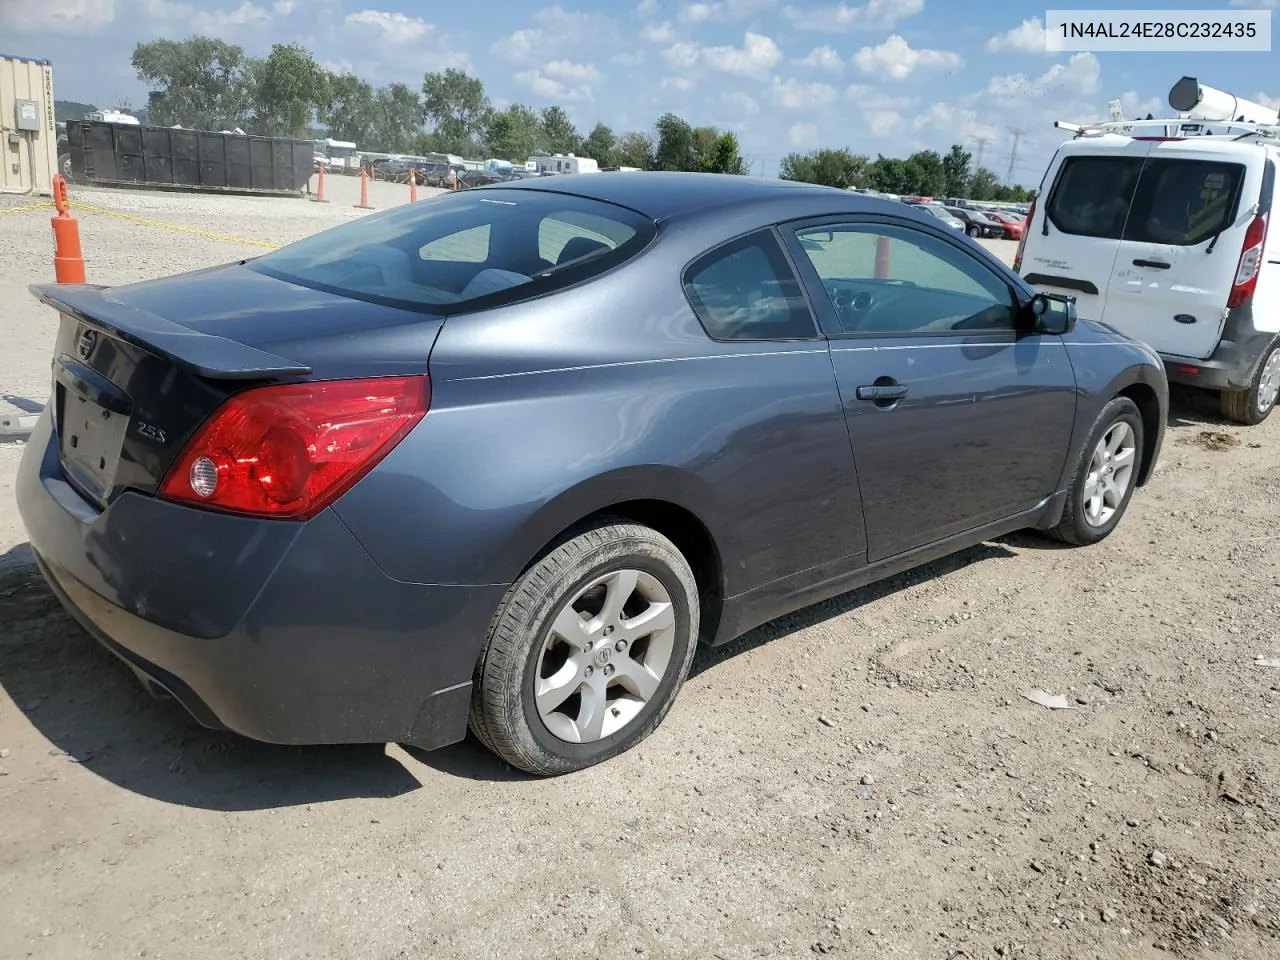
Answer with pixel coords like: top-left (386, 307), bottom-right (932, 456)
top-left (409, 169), bottom-right (417, 203)
top-left (50, 175), bottom-right (86, 284)
top-left (312, 162), bottom-right (328, 203)
top-left (354, 168), bottom-right (373, 210)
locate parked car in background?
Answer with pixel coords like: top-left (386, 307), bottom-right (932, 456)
top-left (986, 211), bottom-right (1025, 240)
top-left (1017, 115), bottom-right (1280, 424)
top-left (911, 202), bottom-right (967, 232)
top-left (945, 206), bottom-right (1007, 239)
top-left (17, 173), bottom-right (1167, 776)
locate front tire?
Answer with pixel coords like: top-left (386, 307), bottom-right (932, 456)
top-left (1220, 339), bottom-right (1280, 425)
top-left (470, 520), bottom-right (700, 776)
top-left (1047, 397), bottom-right (1144, 546)
top-left (967, 225), bottom-right (982, 238)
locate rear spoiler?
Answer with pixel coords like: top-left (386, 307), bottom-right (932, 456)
top-left (29, 283), bottom-right (312, 381)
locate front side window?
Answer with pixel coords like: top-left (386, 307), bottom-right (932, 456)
top-left (1046, 156), bottom-right (1144, 239)
top-left (249, 188), bottom-right (656, 312)
top-left (683, 230), bottom-right (818, 341)
top-left (791, 222), bottom-right (1016, 335)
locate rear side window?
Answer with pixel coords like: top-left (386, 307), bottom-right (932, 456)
top-left (1123, 159), bottom-right (1245, 245)
top-left (683, 230), bottom-right (818, 341)
top-left (1046, 156), bottom-right (1144, 238)
top-left (249, 188), bottom-right (656, 312)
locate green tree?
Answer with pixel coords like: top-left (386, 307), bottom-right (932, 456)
top-left (653, 112), bottom-right (696, 171)
top-left (322, 73), bottom-right (376, 144)
top-left (484, 103), bottom-right (541, 160)
top-left (539, 106), bottom-right (580, 154)
top-left (904, 149), bottom-right (946, 196)
top-left (700, 131), bottom-right (747, 175)
top-left (868, 155), bottom-right (915, 194)
top-left (371, 82), bottom-right (423, 152)
top-left (779, 148), bottom-right (870, 189)
top-left (581, 122), bottom-right (617, 167)
top-left (615, 131), bottom-right (653, 169)
top-left (253, 43), bottom-right (331, 138)
top-left (131, 36), bottom-right (256, 131)
top-left (422, 68), bottom-right (490, 154)
top-left (941, 144), bottom-right (971, 198)
top-left (968, 167), bottom-right (1001, 200)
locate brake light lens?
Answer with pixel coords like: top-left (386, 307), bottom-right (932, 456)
top-left (159, 376), bottom-right (429, 519)
top-left (1013, 196), bottom-right (1036, 272)
top-left (1227, 212), bottom-right (1269, 309)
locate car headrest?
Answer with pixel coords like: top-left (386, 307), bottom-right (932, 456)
top-left (556, 236), bottom-right (611, 266)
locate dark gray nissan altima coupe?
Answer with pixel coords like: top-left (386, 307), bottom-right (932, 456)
top-left (17, 172), bottom-right (1168, 775)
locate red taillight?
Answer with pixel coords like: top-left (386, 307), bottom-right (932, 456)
top-left (159, 375), bottom-right (429, 520)
top-left (1013, 196), bottom-right (1036, 272)
top-left (1228, 212), bottom-right (1269, 309)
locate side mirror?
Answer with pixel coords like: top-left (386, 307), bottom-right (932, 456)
top-left (1028, 292), bottom-right (1077, 335)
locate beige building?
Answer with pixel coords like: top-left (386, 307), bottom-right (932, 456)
top-left (1, 54), bottom-right (58, 196)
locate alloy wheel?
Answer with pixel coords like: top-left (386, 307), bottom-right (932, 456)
top-left (1083, 421), bottom-right (1137, 527)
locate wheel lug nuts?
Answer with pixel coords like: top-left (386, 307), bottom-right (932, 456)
top-left (604, 664), bottom-right (614, 676)
top-left (615, 640), bottom-right (626, 652)
top-left (604, 625), bottom-right (614, 636)
top-left (584, 666), bottom-right (594, 678)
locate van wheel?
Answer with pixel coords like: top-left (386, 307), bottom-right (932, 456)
top-left (1046, 397), bottom-right (1144, 546)
top-left (469, 520), bottom-right (700, 776)
top-left (1221, 340), bottom-right (1280, 425)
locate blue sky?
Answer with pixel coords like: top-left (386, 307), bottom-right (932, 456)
top-left (4, 0), bottom-right (1279, 184)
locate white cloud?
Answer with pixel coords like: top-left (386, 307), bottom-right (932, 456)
top-left (1, 0), bottom-right (116, 31)
top-left (662, 31), bottom-right (781, 78)
top-left (272, 0), bottom-right (293, 13)
top-left (986, 52), bottom-right (1100, 103)
top-left (844, 84), bottom-right (916, 110)
top-left (674, 0), bottom-right (776, 21)
top-left (785, 0), bottom-right (923, 33)
top-left (1254, 92), bottom-right (1280, 110)
top-left (985, 17), bottom-right (1050, 54)
top-left (660, 76), bottom-right (695, 91)
top-left (680, 1), bottom-right (716, 22)
top-left (641, 20), bottom-right (674, 42)
top-left (770, 77), bottom-right (839, 110)
top-left (788, 122), bottom-right (819, 146)
top-left (911, 102), bottom-right (999, 144)
top-left (545, 59), bottom-right (600, 81)
top-left (1118, 90), bottom-right (1163, 119)
top-left (516, 69), bottom-right (594, 102)
top-left (866, 110), bottom-right (902, 135)
top-left (635, 0), bottom-right (659, 13)
top-left (722, 91), bottom-right (760, 114)
top-left (793, 45), bottom-right (844, 72)
top-left (140, 0), bottom-right (271, 32)
top-left (492, 5), bottom-right (618, 63)
top-left (613, 51), bottom-right (645, 66)
top-left (852, 35), bottom-right (963, 80)
top-left (344, 10), bottom-right (432, 43)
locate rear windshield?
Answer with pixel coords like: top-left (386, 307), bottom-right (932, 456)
top-left (1046, 156), bottom-right (1144, 239)
top-left (1048, 154), bottom-right (1246, 244)
top-left (1124, 158), bottom-right (1245, 245)
top-left (249, 188), bottom-right (655, 312)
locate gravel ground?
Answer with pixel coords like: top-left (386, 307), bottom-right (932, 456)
top-left (1, 184), bottom-right (1279, 960)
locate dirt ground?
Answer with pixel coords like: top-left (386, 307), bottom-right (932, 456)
top-left (1, 184), bottom-right (1279, 960)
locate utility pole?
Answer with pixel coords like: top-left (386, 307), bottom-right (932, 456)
top-left (1006, 127), bottom-right (1026, 185)
top-left (969, 135), bottom-right (991, 172)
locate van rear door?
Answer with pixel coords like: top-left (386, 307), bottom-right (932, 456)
top-left (1101, 140), bottom-right (1263, 360)
top-left (1021, 137), bottom-right (1153, 322)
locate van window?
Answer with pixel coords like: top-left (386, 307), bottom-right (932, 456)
top-left (1124, 159), bottom-right (1245, 246)
top-left (1046, 156), bottom-right (1144, 239)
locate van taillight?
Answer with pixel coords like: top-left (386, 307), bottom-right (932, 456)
top-left (1013, 196), bottom-right (1036, 273)
top-left (1227, 212), bottom-right (1269, 309)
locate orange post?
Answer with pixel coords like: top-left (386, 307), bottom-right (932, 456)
top-left (354, 167), bottom-right (373, 209)
top-left (874, 235), bottom-right (891, 279)
top-left (312, 162), bottom-right (328, 203)
top-left (50, 175), bottom-right (86, 284)
top-left (409, 169), bottom-right (417, 203)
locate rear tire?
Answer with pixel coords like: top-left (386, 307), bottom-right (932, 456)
top-left (1047, 397), bottom-right (1144, 546)
top-left (1220, 339), bottom-right (1280, 425)
top-left (470, 520), bottom-right (700, 776)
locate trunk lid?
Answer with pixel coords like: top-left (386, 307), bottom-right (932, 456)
top-left (32, 266), bottom-right (444, 510)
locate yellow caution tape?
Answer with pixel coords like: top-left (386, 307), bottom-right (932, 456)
top-left (0, 200), bottom-right (55, 217)
top-left (67, 200), bottom-right (282, 250)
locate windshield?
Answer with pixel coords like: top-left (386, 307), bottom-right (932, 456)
top-left (250, 188), bottom-right (656, 312)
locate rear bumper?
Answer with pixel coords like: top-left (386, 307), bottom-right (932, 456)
top-left (1162, 302), bottom-right (1277, 392)
top-left (17, 410), bottom-right (508, 750)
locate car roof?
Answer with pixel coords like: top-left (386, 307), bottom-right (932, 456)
top-left (467, 171), bottom-right (882, 221)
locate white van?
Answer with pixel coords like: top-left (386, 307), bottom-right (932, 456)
top-left (1016, 86), bottom-right (1280, 424)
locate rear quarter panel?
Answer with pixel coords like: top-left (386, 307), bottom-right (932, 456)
top-left (330, 210), bottom-right (869, 597)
